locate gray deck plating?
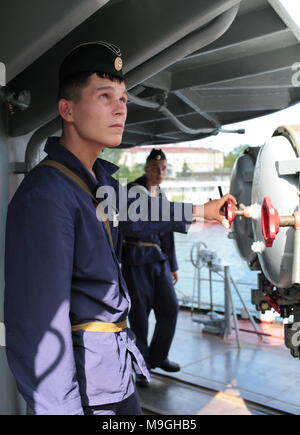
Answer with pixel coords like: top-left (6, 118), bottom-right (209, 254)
top-left (137, 309), bottom-right (300, 415)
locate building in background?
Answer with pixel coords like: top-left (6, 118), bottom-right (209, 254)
top-left (119, 145), bottom-right (228, 203)
top-left (161, 171), bottom-right (230, 204)
top-left (119, 145), bottom-right (224, 177)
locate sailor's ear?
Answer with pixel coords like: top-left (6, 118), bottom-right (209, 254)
top-left (58, 98), bottom-right (74, 122)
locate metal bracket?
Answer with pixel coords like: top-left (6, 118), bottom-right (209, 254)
top-left (0, 88), bottom-right (31, 114)
top-left (276, 158), bottom-right (300, 176)
top-left (11, 162), bottom-right (30, 174)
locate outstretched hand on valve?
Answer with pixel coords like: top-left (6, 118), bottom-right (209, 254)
top-left (193, 194), bottom-right (237, 229)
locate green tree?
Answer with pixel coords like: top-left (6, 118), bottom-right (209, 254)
top-left (180, 160), bottom-right (191, 175)
top-left (115, 163), bottom-right (144, 183)
top-left (100, 148), bottom-right (122, 165)
top-left (224, 145), bottom-right (248, 168)
top-left (99, 148), bottom-right (144, 182)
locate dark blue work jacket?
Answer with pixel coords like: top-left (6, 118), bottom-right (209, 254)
top-left (121, 175), bottom-right (178, 271)
top-left (4, 137), bottom-right (192, 414)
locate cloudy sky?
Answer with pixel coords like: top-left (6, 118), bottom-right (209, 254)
top-left (186, 102), bottom-right (300, 155)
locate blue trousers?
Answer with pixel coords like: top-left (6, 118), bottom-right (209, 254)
top-left (83, 389), bottom-right (142, 415)
top-left (122, 260), bottom-right (179, 368)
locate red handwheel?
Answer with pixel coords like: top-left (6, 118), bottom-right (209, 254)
top-left (261, 196), bottom-right (280, 247)
top-left (224, 199), bottom-right (236, 228)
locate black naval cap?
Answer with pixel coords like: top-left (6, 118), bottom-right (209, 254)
top-left (59, 41), bottom-right (124, 84)
top-left (146, 148), bottom-right (166, 162)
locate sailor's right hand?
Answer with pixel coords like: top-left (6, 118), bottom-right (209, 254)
top-left (203, 194), bottom-right (237, 228)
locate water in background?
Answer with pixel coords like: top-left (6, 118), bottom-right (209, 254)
top-left (174, 222), bottom-right (258, 312)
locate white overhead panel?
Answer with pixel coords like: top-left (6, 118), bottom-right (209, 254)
top-left (268, 0), bottom-right (300, 42)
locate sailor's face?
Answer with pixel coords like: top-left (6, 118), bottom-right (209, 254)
top-left (145, 160), bottom-right (167, 185)
top-left (71, 73), bottom-right (127, 148)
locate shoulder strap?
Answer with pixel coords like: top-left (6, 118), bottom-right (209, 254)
top-left (37, 160), bottom-right (114, 248)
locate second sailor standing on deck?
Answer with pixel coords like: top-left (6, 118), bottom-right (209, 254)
top-left (121, 149), bottom-right (181, 387)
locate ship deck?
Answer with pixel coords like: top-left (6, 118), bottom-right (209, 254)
top-left (137, 308), bottom-right (300, 415)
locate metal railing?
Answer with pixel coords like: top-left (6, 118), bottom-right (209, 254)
top-left (174, 241), bottom-right (263, 346)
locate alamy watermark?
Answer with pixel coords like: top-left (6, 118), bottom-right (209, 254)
top-left (0, 61), bottom-right (6, 87)
top-left (94, 180), bottom-right (201, 232)
top-left (291, 322), bottom-right (300, 348)
top-left (292, 62), bottom-right (300, 87)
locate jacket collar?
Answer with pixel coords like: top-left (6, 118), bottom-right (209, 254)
top-left (134, 174), bottom-right (148, 189)
top-left (44, 137), bottom-right (119, 191)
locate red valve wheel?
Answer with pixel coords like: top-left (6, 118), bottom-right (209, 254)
top-left (224, 199), bottom-right (236, 228)
top-left (261, 196), bottom-right (280, 247)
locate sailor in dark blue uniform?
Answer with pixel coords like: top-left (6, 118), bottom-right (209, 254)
top-left (4, 42), bottom-right (236, 415)
top-left (121, 149), bottom-right (183, 387)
